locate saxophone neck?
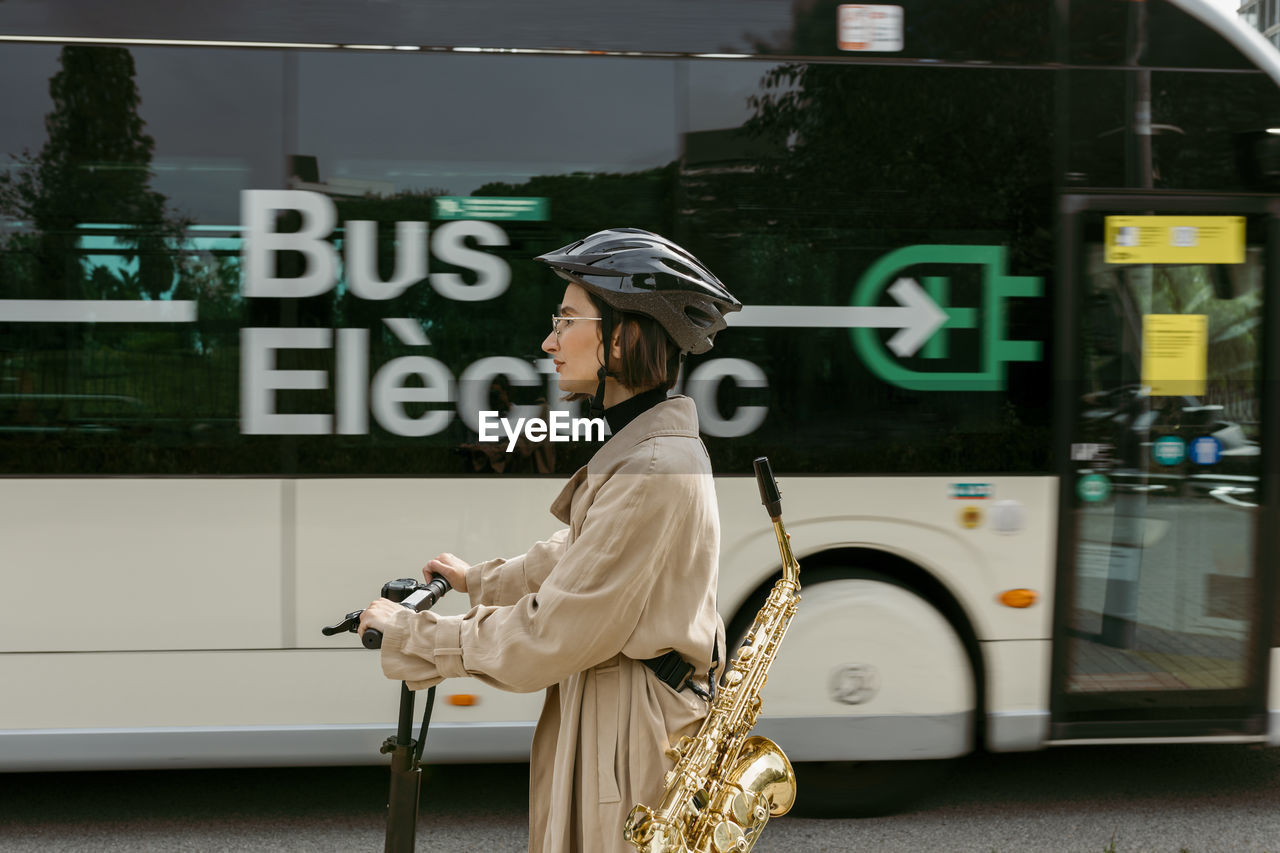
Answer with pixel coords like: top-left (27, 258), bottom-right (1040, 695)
top-left (771, 518), bottom-right (801, 588)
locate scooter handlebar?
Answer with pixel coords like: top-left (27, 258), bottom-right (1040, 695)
top-left (325, 575), bottom-right (453, 650)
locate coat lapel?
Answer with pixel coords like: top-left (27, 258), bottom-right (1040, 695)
top-left (550, 465), bottom-right (588, 525)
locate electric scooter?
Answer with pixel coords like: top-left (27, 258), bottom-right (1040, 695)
top-left (323, 574), bottom-right (452, 853)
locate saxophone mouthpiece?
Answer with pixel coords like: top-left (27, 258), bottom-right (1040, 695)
top-left (753, 457), bottom-right (783, 519)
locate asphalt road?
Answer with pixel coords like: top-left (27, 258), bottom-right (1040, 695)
top-left (3, 744), bottom-right (1280, 852)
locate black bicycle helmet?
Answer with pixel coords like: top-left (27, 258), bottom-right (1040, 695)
top-left (534, 227), bottom-right (741, 356)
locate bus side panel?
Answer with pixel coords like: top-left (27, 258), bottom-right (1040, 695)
top-left (293, 477), bottom-right (568, 649)
top-left (715, 475), bottom-right (1059, 643)
top-left (0, 478), bottom-right (284, 652)
top-left (0, 648), bottom-right (543, 770)
top-left (984, 639), bottom-right (1053, 751)
top-left (1270, 648), bottom-right (1280, 746)
top-left (714, 475), bottom-right (1058, 757)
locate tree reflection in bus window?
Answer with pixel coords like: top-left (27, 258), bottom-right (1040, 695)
top-left (1069, 247), bottom-right (1262, 694)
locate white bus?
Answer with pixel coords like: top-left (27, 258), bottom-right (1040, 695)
top-left (3, 0), bottom-right (1279, 815)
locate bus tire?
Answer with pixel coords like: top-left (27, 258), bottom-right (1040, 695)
top-left (727, 566), bottom-right (977, 817)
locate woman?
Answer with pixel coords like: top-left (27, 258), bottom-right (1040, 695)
top-left (359, 228), bottom-right (741, 853)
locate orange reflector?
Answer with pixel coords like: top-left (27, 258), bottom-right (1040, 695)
top-left (999, 589), bottom-right (1038, 608)
top-left (446, 694), bottom-right (478, 707)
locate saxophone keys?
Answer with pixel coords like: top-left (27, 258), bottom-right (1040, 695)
top-left (692, 787), bottom-right (711, 811)
top-left (711, 819), bottom-right (748, 852)
top-left (729, 789), bottom-right (758, 826)
top-left (623, 805), bottom-right (653, 846)
top-left (665, 734), bottom-right (695, 763)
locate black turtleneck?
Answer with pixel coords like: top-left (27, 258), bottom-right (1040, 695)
top-left (603, 386), bottom-right (669, 436)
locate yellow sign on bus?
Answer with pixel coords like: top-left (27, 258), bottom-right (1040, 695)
top-left (1141, 314), bottom-right (1207, 396)
top-left (1105, 216), bottom-right (1245, 264)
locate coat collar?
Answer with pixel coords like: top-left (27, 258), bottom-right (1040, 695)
top-left (592, 395), bottom-right (700, 469)
top-left (548, 396), bottom-right (701, 524)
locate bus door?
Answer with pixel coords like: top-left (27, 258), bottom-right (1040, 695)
top-left (1051, 195), bottom-right (1276, 739)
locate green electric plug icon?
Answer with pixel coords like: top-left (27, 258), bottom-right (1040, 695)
top-left (850, 244), bottom-right (1043, 391)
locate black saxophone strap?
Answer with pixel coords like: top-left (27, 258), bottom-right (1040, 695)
top-left (642, 650), bottom-right (693, 691)
top-left (642, 640), bottom-right (718, 702)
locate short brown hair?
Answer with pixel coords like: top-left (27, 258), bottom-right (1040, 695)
top-left (562, 292), bottom-right (680, 401)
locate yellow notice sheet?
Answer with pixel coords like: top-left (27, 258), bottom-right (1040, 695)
top-left (1142, 314), bottom-right (1207, 396)
top-left (1105, 216), bottom-right (1245, 264)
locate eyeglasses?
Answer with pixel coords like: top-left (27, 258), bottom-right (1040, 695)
top-left (550, 314), bottom-right (602, 340)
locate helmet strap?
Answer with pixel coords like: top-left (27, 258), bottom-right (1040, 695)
top-left (590, 370), bottom-right (608, 419)
top-left (589, 310), bottom-right (616, 419)
top-left (669, 351), bottom-right (685, 388)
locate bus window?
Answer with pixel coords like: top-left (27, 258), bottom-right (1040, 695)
top-left (1061, 213), bottom-right (1265, 722)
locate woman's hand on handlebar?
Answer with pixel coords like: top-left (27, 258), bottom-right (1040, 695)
top-left (357, 598), bottom-right (402, 640)
top-left (425, 552), bottom-right (470, 594)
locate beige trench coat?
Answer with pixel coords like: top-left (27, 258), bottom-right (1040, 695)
top-left (380, 395), bottom-right (724, 853)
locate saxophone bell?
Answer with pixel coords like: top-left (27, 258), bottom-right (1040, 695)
top-left (728, 735), bottom-right (796, 817)
top-left (701, 734), bottom-right (796, 853)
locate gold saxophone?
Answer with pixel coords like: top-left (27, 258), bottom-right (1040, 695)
top-left (624, 457), bottom-right (800, 853)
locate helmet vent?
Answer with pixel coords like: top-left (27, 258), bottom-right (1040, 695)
top-left (684, 304), bottom-right (718, 330)
top-left (663, 260), bottom-right (701, 281)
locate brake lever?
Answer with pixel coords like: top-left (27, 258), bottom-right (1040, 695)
top-left (321, 575), bottom-right (452, 649)
top-left (322, 609), bottom-right (365, 637)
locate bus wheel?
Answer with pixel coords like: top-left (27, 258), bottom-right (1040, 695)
top-left (730, 567), bottom-right (977, 817)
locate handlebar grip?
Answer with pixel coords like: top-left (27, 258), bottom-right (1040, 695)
top-left (754, 456), bottom-right (783, 519)
top-left (424, 574), bottom-right (451, 603)
top-left (361, 575), bottom-right (451, 651)
top-left (400, 575), bottom-right (451, 612)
